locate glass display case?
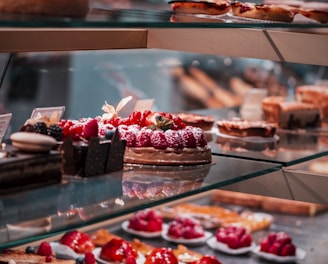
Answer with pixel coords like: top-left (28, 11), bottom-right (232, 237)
top-left (0, 1), bottom-right (327, 260)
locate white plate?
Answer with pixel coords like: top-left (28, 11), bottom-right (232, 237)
top-left (121, 220), bottom-right (164, 238)
top-left (206, 236), bottom-right (255, 255)
top-left (252, 245), bottom-right (306, 263)
top-left (161, 226), bottom-right (212, 246)
top-left (94, 248), bottom-right (145, 264)
top-left (50, 242), bottom-right (83, 259)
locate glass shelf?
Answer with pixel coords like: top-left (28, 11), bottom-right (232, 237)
top-left (0, 155), bottom-right (281, 249)
top-left (0, 4), bottom-right (327, 29)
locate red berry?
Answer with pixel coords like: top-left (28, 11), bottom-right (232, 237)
top-left (179, 128), bottom-right (197, 148)
top-left (150, 130), bottom-right (168, 149)
top-left (118, 126), bottom-right (136, 147)
top-left (145, 248), bottom-right (178, 264)
top-left (269, 242), bottom-right (283, 255)
top-left (85, 252), bottom-right (96, 264)
top-left (60, 230), bottom-right (94, 254)
top-left (165, 129), bottom-right (183, 149)
top-left (100, 239), bottom-right (137, 262)
top-left (45, 255), bottom-right (52, 262)
top-left (191, 255), bottom-right (222, 264)
top-left (260, 237), bottom-right (271, 252)
top-left (83, 119), bottom-right (99, 139)
top-left (239, 233), bottom-right (252, 248)
top-left (37, 241), bottom-right (52, 256)
top-left (190, 127), bottom-right (207, 147)
top-left (225, 233), bottom-right (239, 249)
top-left (135, 128), bottom-right (152, 147)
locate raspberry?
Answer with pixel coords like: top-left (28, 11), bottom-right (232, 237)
top-left (191, 127), bottom-right (207, 147)
top-left (165, 129), bottom-right (183, 149)
top-left (179, 128), bottom-right (197, 148)
top-left (119, 127), bottom-right (136, 147)
top-left (37, 241), bottom-right (52, 256)
top-left (150, 130), bottom-right (168, 149)
top-left (135, 128), bottom-right (152, 147)
top-left (84, 252), bottom-right (96, 264)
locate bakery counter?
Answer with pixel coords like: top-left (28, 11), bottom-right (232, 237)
top-left (0, 155), bottom-right (280, 249)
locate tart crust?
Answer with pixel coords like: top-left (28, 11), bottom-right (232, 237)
top-left (124, 145), bottom-right (212, 165)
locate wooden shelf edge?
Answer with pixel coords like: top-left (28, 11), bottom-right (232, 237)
top-left (0, 28), bottom-right (148, 52)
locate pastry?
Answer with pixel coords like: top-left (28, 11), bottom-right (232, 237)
top-left (169, 0), bottom-right (231, 16)
top-left (10, 132), bottom-right (57, 153)
top-left (217, 118), bottom-right (277, 137)
top-left (174, 112), bottom-right (215, 131)
top-left (59, 230), bottom-right (95, 254)
top-left (298, 2), bottom-right (328, 23)
top-left (295, 85), bottom-right (328, 119)
top-left (0, 0), bottom-right (89, 17)
top-left (231, 1), bottom-right (297, 22)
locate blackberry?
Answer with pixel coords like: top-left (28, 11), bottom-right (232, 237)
top-left (33, 122), bottom-right (48, 135)
top-left (25, 246), bottom-right (36, 254)
top-left (48, 124), bottom-right (63, 141)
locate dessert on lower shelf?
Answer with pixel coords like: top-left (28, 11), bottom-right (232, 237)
top-left (262, 96), bottom-right (321, 129)
top-left (297, 2), bottom-right (328, 23)
top-left (217, 118), bottom-right (277, 137)
top-left (259, 231), bottom-right (296, 257)
top-left (58, 230), bottom-right (95, 254)
top-left (230, 1), bottom-right (297, 22)
top-left (295, 85), bottom-right (328, 119)
top-left (145, 247), bottom-right (178, 264)
top-left (215, 225), bottom-right (253, 250)
top-left (0, 0), bottom-right (89, 17)
top-left (169, 0), bottom-right (231, 15)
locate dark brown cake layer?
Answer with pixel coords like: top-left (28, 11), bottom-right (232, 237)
top-left (0, 150), bottom-right (62, 194)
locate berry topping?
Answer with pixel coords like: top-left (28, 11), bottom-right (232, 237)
top-left (84, 252), bottom-right (96, 264)
top-left (150, 130), bottom-right (168, 150)
top-left (259, 231), bottom-right (296, 256)
top-left (83, 119), bottom-right (99, 140)
top-left (128, 209), bottom-right (163, 232)
top-left (75, 257), bottom-right (84, 264)
top-left (48, 124), bottom-right (63, 141)
top-left (145, 112), bottom-right (174, 131)
top-left (100, 238), bottom-right (137, 262)
top-left (37, 241), bottom-right (52, 256)
top-left (135, 128), bottom-right (152, 147)
top-left (190, 255), bottom-right (222, 264)
top-left (191, 127), bottom-right (207, 147)
top-left (34, 122), bottom-right (48, 135)
top-left (167, 215), bottom-right (205, 239)
top-left (118, 126), bottom-right (136, 147)
top-left (215, 225), bottom-right (252, 249)
top-left (145, 248), bottom-right (178, 264)
top-left (179, 128), bottom-right (197, 148)
top-left (165, 129), bottom-right (183, 149)
top-left (59, 230), bottom-right (94, 254)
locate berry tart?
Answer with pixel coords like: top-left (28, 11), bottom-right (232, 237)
top-left (207, 225), bottom-right (255, 255)
top-left (253, 231), bottom-right (306, 262)
top-left (122, 209), bottom-right (164, 238)
top-left (162, 215), bottom-right (212, 245)
top-left (111, 110), bottom-right (212, 165)
top-left (144, 248), bottom-right (178, 264)
top-left (49, 230), bottom-right (95, 260)
top-left (94, 238), bottom-right (144, 264)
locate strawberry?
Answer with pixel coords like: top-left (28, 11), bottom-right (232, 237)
top-left (190, 255), bottom-right (222, 264)
top-left (83, 119), bottom-right (98, 139)
top-left (239, 233), bottom-right (252, 247)
top-left (280, 243), bottom-right (296, 256)
top-left (145, 248), bottom-right (178, 264)
top-left (269, 242), bottom-right (283, 255)
top-left (225, 233), bottom-right (239, 249)
top-left (216, 230), bottom-right (227, 243)
top-left (145, 112), bottom-right (173, 131)
top-left (150, 130), bottom-right (168, 149)
top-left (165, 129), bottom-right (183, 149)
top-left (37, 241), bottom-right (52, 256)
top-left (59, 230), bottom-right (94, 254)
top-left (100, 238), bottom-right (137, 262)
top-left (179, 128), bottom-right (197, 148)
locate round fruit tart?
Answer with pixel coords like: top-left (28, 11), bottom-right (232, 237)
top-left (207, 225), bottom-right (255, 255)
top-left (253, 231), bottom-right (306, 262)
top-left (163, 215), bottom-right (212, 245)
top-left (122, 209), bottom-right (164, 238)
top-left (145, 248), bottom-right (178, 264)
top-left (94, 238), bottom-right (144, 264)
top-left (115, 111), bottom-right (212, 165)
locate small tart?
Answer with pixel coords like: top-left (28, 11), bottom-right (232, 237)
top-left (169, 0), bottom-right (231, 15)
top-left (231, 2), bottom-right (297, 22)
top-left (217, 118), bottom-right (277, 138)
top-left (124, 145), bottom-right (212, 165)
top-left (175, 112), bottom-right (215, 131)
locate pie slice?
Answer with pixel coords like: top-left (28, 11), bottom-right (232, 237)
top-left (231, 1), bottom-right (297, 22)
top-left (169, 1), bottom-right (231, 16)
